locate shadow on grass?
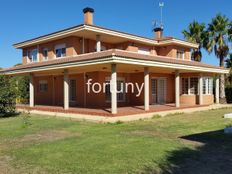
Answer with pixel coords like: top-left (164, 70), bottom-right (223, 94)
top-left (0, 112), bottom-right (20, 119)
top-left (141, 130), bottom-right (232, 174)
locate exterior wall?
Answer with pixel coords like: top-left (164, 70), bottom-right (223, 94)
top-left (22, 36), bottom-right (192, 65)
top-left (33, 71), bottom-right (175, 108)
top-left (203, 95), bottom-right (214, 105)
top-left (180, 95), bottom-right (198, 105)
top-left (157, 45), bottom-right (191, 60)
top-left (180, 73), bottom-right (214, 105)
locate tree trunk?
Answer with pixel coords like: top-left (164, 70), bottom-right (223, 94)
top-left (219, 56), bottom-right (226, 103)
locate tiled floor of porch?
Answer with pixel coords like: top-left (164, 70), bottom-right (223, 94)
top-left (16, 104), bottom-right (209, 117)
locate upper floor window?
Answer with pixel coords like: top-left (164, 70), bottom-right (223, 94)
top-left (177, 50), bottom-right (185, 60)
top-left (55, 44), bottom-right (66, 58)
top-left (138, 48), bottom-right (150, 55)
top-left (28, 49), bottom-right (38, 62)
top-left (42, 48), bottom-right (48, 61)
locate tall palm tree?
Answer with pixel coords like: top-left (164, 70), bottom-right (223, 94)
top-left (204, 14), bottom-right (232, 103)
top-left (183, 21), bottom-right (206, 62)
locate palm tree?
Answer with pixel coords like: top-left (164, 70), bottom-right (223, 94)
top-left (183, 21), bottom-right (206, 61)
top-left (204, 14), bottom-right (232, 103)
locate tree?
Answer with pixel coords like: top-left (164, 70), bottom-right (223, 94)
top-left (11, 76), bottom-right (29, 104)
top-left (183, 21), bottom-right (206, 61)
top-left (226, 54), bottom-right (232, 85)
top-left (0, 75), bottom-right (17, 115)
top-left (204, 14), bottom-right (232, 103)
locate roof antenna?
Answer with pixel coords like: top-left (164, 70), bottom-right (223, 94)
top-left (159, 1), bottom-right (164, 30)
top-left (152, 1), bottom-right (164, 32)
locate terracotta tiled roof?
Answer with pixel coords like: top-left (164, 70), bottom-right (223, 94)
top-left (0, 49), bottom-right (226, 73)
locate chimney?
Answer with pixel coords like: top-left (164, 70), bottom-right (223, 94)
top-left (153, 27), bottom-right (163, 39)
top-left (83, 7), bottom-right (94, 25)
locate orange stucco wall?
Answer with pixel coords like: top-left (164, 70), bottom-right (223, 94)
top-left (33, 72), bottom-right (215, 107)
top-left (22, 37), bottom-right (191, 65)
top-left (34, 72), bottom-right (220, 108)
top-left (157, 45), bottom-right (191, 60)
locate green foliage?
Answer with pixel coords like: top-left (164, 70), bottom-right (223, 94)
top-left (225, 85), bottom-right (232, 103)
top-left (0, 75), bottom-right (17, 115)
top-left (152, 114), bottom-right (162, 119)
top-left (204, 14), bottom-right (231, 67)
top-left (11, 76), bottom-right (29, 104)
top-left (182, 21), bottom-right (206, 62)
top-left (226, 54), bottom-right (232, 85)
top-left (21, 110), bottom-right (32, 128)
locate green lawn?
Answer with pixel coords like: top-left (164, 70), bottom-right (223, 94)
top-left (1, 108), bottom-right (232, 174)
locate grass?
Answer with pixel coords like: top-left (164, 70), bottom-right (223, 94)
top-left (0, 108), bottom-right (232, 174)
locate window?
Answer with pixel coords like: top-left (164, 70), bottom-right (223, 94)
top-left (138, 48), bottom-right (150, 55)
top-left (181, 77), bottom-right (198, 95)
top-left (177, 50), bottom-right (185, 59)
top-left (42, 48), bottom-right (48, 61)
top-left (69, 79), bottom-right (77, 102)
top-left (105, 78), bottom-right (125, 102)
top-left (55, 44), bottom-right (66, 58)
top-left (39, 80), bottom-right (48, 92)
top-left (181, 78), bottom-right (189, 95)
top-left (28, 49), bottom-right (38, 62)
top-left (190, 77), bottom-right (198, 94)
top-left (203, 77), bottom-right (213, 95)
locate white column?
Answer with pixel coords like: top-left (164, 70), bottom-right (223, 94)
top-left (111, 64), bottom-right (117, 114)
top-left (29, 74), bottom-right (34, 107)
top-left (199, 74), bottom-right (203, 105)
top-left (96, 35), bottom-right (101, 52)
top-left (175, 70), bottom-right (180, 107)
top-left (215, 75), bottom-right (220, 104)
top-left (144, 67), bottom-right (149, 111)
top-left (64, 69), bottom-right (69, 110)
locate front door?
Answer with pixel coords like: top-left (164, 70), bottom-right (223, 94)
top-left (151, 78), bottom-right (167, 104)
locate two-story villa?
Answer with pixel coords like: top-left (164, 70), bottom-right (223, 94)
top-left (0, 8), bottom-right (229, 116)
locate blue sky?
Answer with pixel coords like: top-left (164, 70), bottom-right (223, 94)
top-left (0, 0), bottom-right (231, 68)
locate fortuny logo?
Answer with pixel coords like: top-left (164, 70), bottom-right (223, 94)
top-left (86, 79), bottom-right (144, 97)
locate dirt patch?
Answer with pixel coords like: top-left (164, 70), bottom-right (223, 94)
top-left (0, 155), bottom-right (16, 174)
top-left (19, 130), bottom-right (80, 143)
top-left (0, 130), bottom-right (80, 174)
top-left (0, 130), bottom-right (81, 150)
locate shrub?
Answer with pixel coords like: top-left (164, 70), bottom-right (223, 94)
top-left (0, 75), bottom-right (17, 116)
top-left (11, 76), bottom-right (29, 104)
top-left (225, 85), bottom-right (232, 103)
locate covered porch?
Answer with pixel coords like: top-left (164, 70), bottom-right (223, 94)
top-left (26, 62), bottom-right (220, 115)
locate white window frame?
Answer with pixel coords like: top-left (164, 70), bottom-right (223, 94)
top-left (203, 77), bottom-right (213, 95)
top-left (181, 77), bottom-right (199, 95)
top-left (177, 50), bottom-right (185, 60)
top-left (42, 48), bottom-right (48, 61)
top-left (55, 44), bottom-right (66, 58)
top-left (105, 77), bottom-right (126, 103)
top-left (39, 80), bottom-right (48, 92)
top-left (27, 49), bottom-right (38, 63)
